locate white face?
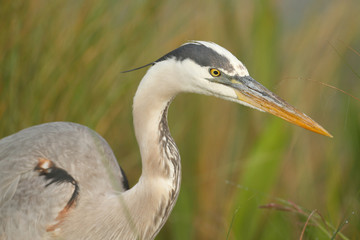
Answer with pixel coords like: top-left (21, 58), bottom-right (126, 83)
top-left (177, 59), bottom-right (243, 102)
top-left (170, 43), bottom-right (262, 111)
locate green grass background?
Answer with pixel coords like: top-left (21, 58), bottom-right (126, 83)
top-left (1, 0), bottom-right (360, 239)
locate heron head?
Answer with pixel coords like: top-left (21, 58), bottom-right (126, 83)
top-left (132, 41), bottom-right (331, 137)
top-left (155, 41), bottom-right (332, 137)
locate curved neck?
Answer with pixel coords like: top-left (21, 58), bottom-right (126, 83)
top-left (125, 66), bottom-right (182, 238)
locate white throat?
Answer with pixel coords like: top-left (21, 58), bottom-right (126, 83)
top-left (125, 61), bottom-right (183, 239)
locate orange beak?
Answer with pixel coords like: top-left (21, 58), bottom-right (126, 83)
top-left (230, 76), bottom-right (332, 137)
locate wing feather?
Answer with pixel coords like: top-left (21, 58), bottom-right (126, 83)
top-left (0, 122), bottom-right (129, 239)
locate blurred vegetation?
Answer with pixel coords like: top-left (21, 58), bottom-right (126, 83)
top-left (1, 0), bottom-right (360, 239)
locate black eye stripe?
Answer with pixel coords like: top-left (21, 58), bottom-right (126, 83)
top-left (156, 43), bottom-right (235, 72)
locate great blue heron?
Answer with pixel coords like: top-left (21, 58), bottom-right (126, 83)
top-left (0, 41), bottom-right (331, 240)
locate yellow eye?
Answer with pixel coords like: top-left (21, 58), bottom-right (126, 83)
top-left (209, 68), bottom-right (221, 77)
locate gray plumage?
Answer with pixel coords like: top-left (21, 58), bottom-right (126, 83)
top-left (0, 41), bottom-right (331, 240)
top-left (0, 122), bottom-right (128, 239)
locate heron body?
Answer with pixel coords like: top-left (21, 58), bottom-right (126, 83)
top-left (0, 41), bottom-right (331, 240)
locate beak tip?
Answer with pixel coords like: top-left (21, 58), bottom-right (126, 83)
top-left (314, 126), bottom-right (333, 138)
top-left (325, 132), bottom-right (333, 138)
